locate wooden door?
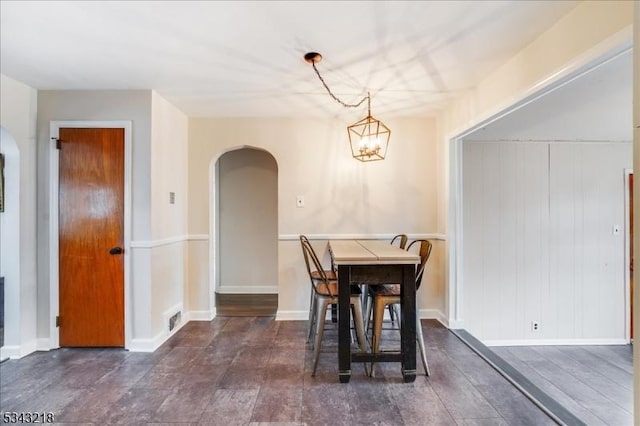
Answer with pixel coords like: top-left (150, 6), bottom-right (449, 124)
top-left (59, 128), bottom-right (124, 347)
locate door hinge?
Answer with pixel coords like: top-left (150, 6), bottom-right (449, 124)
top-left (56, 316), bottom-right (61, 327)
top-left (51, 137), bottom-right (61, 150)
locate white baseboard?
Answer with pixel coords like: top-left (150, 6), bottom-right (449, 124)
top-left (128, 309), bottom-right (217, 352)
top-left (483, 338), bottom-right (629, 347)
top-left (275, 310), bottom-right (308, 321)
top-left (217, 286), bottom-right (278, 294)
top-left (187, 310), bottom-right (215, 321)
top-left (447, 318), bottom-right (465, 329)
top-left (0, 338), bottom-right (38, 359)
top-left (36, 338), bottom-right (54, 351)
top-left (128, 332), bottom-right (165, 352)
top-left (12, 309), bottom-right (451, 356)
top-left (0, 345), bottom-right (21, 359)
top-left (419, 309), bottom-right (448, 327)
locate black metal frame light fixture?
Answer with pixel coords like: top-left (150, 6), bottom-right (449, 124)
top-left (304, 52), bottom-right (390, 162)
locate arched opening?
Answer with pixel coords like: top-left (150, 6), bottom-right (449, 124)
top-left (0, 127), bottom-right (20, 358)
top-left (213, 147), bottom-right (278, 316)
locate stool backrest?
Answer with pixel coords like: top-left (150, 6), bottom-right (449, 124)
top-left (390, 234), bottom-right (408, 249)
top-left (407, 239), bottom-right (432, 290)
top-left (299, 235), bottom-right (334, 296)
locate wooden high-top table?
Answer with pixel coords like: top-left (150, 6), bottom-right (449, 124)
top-left (328, 240), bottom-right (420, 383)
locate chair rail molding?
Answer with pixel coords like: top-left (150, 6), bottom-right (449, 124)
top-left (279, 233), bottom-right (447, 241)
top-left (130, 234), bottom-right (208, 248)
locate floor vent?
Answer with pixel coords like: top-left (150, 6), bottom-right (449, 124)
top-left (168, 311), bottom-right (182, 332)
top-left (164, 304), bottom-right (184, 335)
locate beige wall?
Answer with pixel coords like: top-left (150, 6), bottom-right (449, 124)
top-left (36, 90), bottom-right (154, 345)
top-left (2, 0), bottom-right (635, 361)
top-left (437, 0), bottom-right (633, 237)
top-left (441, 1), bottom-right (633, 139)
top-left (151, 92), bottom-right (189, 240)
top-left (189, 117), bottom-right (438, 235)
top-left (34, 90), bottom-right (190, 349)
top-left (218, 148), bottom-right (278, 294)
top-left (150, 92), bottom-right (189, 339)
top-left (188, 116), bottom-right (442, 318)
top-left (37, 90), bottom-right (153, 240)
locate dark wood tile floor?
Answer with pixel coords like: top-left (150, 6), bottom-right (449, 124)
top-left (215, 293), bottom-right (278, 317)
top-left (491, 344), bottom-right (634, 425)
top-left (0, 319), bottom-right (554, 425)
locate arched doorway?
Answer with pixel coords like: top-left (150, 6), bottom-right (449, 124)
top-left (0, 127), bottom-right (20, 358)
top-left (215, 147), bottom-right (278, 316)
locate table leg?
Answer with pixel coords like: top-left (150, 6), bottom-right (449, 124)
top-left (337, 265), bottom-right (351, 383)
top-left (401, 264), bottom-right (417, 383)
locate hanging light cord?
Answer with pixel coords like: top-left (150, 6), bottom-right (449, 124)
top-left (311, 61), bottom-right (371, 115)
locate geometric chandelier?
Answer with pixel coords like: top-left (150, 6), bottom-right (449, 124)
top-left (304, 52), bottom-right (390, 162)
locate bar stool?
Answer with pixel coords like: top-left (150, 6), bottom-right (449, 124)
top-left (368, 239), bottom-right (432, 377)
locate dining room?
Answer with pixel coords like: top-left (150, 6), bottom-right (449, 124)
top-left (0, 1), bottom-right (638, 425)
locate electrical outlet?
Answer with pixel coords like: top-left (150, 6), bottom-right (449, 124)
top-left (531, 321), bottom-right (540, 332)
top-left (296, 195), bottom-right (305, 208)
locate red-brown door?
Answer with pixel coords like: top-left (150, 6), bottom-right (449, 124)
top-left (59, 127), bottom-right (124, 347)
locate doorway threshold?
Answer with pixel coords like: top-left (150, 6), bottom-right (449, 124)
top-left (450, 329), bottom-right (585, 426)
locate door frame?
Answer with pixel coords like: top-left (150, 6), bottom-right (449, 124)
top-left (447, 42), bottom-right (632, 332)
top-left (624, 168), bottom-right (633, 342)
top-left (49, 121), bottom-right (132, 349)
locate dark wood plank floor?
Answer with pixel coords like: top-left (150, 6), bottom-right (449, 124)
top-left (216, 293), bottom-right (278, 317)
top-left (0, 319), bottom-right (554, 425)
top-left (491, 344), bottom-right (634, 425)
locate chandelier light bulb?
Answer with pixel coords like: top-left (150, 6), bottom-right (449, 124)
top-left (358, 134), bottom-right (382, 158)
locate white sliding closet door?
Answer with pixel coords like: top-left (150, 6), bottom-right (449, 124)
top-left (549, 143), bottom-right (629, 340)
top-left (463, 142), bottom-right (548, 341)
top-left (463, 141), bottom-right (630, 343)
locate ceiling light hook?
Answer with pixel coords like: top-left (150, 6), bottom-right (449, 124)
top-left (304, 52), bottom-right (368, 109)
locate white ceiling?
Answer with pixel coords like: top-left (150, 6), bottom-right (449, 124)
top-left (1, 0), bottom-right (580, 118)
